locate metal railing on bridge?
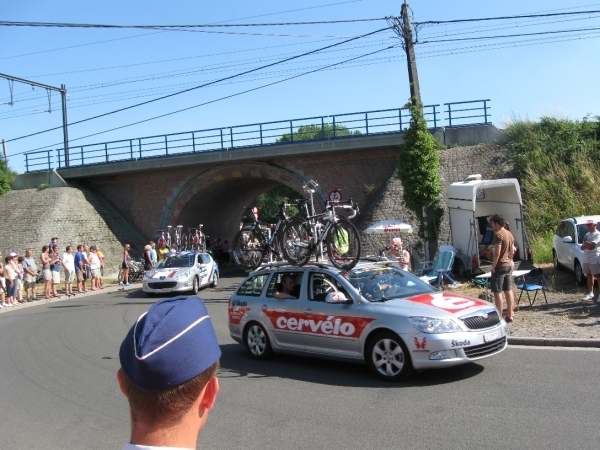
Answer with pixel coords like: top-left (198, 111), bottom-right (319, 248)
top-left (25, 99), bottom-right (490, 173)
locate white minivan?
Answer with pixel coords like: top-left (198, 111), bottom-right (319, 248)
top-left (552, 215), bottom-right (600, 286)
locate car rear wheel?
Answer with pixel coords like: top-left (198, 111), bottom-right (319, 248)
top-left (366, 331), bottom-right (413, 382)
top-left (575, 260), bottom-right (586, 286)
top-left (553, 250), bottom-right (562, 271)
top-left (191, 276), bottom-right (199, 294)
top-left (244, 322), bottom-right (273, 359)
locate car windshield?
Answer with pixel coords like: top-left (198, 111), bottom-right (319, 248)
top-left (155, 254), bottom-right (194, 269)
top-left (347, 265), bottom-right (434, 302)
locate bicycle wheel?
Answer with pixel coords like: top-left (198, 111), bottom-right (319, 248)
top-left (326, 217), bottom-right (361, 270)
top-left (118, 268), bottom-right (124, 283)
top-left (281, 218), bottom-right (312, 266)
top-left (232, 228), bottom-right (264, 271)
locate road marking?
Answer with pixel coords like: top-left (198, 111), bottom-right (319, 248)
top-left (508, 345), bottom-right (600, 352)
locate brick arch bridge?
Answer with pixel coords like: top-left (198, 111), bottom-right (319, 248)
top-left (56, 126), bottom-right (504, 248)
top-left (162, 162), bottom-right (325, 242)
top-left (75, 135), bottom-right (404, 244)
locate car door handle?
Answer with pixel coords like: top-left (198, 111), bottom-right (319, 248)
top-left (304, 308), bottom-right (312, 313)
top-left (260, 304), bottom-right (268, 311)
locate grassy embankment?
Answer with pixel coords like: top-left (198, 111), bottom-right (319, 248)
top-left (505, 116), bottom-right (600, 263)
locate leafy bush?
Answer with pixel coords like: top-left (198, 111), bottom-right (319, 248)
top-left (505, 116), bottom-right (600, 262)
top-left (0, 158), bottom-right (16, 197)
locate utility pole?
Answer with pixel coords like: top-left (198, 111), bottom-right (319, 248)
top-left (0, 73), bottom-right (70, 167)
top-left (401, 1), bottom-right (422, 107)
top-left (389, 2), bottom-right (422, 107)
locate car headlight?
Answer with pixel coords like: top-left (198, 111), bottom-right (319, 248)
top-left (175, 271), bottom-right (190, 280)
top-left (409, 316), bottom-right (461, 333)
top-left (143, 273), bottom-right (151, 280)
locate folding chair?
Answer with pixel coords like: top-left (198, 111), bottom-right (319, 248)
top-left (516, 267), bottom-right (548, 308)
top-left (418, 251), bottom-right (458, 289)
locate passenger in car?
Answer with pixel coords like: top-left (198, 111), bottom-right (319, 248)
top-left (274, 274), bottom-right (299, 300)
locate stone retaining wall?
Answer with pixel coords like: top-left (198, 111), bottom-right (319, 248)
top-left (358, 143), bottom-right (514, 261)
top-left (0, 187), bottom-right (147, 277)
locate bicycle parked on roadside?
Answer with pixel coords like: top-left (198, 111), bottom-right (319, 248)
top-left (117, 258), bottom-right (146, 283)
top-left (232, 202), bottom-right (297, 271)
top-left (281, 180), bottom-right (361, 271)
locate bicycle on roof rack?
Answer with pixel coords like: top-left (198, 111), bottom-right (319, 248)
top-left (232, 202), bottom-right (297, 271)
top-left (280, 179), bottom-right (362, 271)
top-left (191, 224), bottom-right (206, 252)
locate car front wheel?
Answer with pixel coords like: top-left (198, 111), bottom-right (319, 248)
top-left (366, 331), bottom-right (413, 382)
top-left (211, 271), bottom-right (218, 288)
top-left (575, 260), bottom-right (586, 286)
top-left (191, 276), bottom-right (199, 294)
top-left (244, 322), bottom-right (273, 360)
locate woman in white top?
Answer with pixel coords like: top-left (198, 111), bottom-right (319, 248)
top-left (88, 246), bottom-right (102, 291)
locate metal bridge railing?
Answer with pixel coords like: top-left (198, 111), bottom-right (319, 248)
top-left (24, 99), bottom-right (490, 173)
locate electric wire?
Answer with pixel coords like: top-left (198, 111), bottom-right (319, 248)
top-left (4, 26), bottom-right (391, 144)
top-left (17, 43), bottom-right (399, 156)
top-left (413, 9), bottom-right (600, 25)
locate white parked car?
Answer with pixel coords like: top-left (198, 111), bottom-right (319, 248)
top-left (552, 215), bottom-right (600, 286)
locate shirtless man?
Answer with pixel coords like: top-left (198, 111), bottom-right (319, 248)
top-left (274, 274), bottom-right (298, 299)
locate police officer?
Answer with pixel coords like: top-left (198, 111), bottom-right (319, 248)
top-left (118, 296), bottom-right (221, 449)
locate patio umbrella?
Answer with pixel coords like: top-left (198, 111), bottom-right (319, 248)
top-left (363, 219), bottom-right (413, 235)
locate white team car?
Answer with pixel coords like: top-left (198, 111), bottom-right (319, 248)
top-left (143, 251), bottom-right (218, 296)
top-left (228, 262), bottom-right (507, 381)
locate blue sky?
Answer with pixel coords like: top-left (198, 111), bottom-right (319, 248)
top-left (1, 0), bottom-right (599, 173)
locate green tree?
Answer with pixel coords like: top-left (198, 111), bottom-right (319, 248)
top-left (396, 103), bottom-right (444, 257)
top-left (277, 123), bottom-right (360, 142)
top-left (243, 186), bottom-right (303, 221)
top-left (0, 158), bottom-right (16, 197)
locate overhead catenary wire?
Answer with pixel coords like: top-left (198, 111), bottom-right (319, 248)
top-left (17, 43), bottom-right (400, 156)
top-left (413, 9), bottom-right (600, 25)
top-left (4, 26), bottom-right (391, 144)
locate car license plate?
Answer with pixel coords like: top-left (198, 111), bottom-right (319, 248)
top-left (483, 329), bottom-right (501, 342)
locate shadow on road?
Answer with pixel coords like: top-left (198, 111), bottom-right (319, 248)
top-left (218, 343), bottom-right (484, 388)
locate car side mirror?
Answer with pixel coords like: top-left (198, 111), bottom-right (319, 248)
top-left (325, 292), bottom-right (351, 304)
top-left (562, 236), bottom-right (573, 243)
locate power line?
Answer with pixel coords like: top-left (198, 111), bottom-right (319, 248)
top-left (418, 25), bottom-right (600, 44)
top-left (5, 26), bottom-right (390, 144)
top-left (414, 9), bottom-right (600, 25)
top-left (0, 17), bottom-right (386, 29)
top-left (19, 43), bottom-right (399, 156)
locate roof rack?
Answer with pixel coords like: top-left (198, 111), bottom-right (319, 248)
top-left (253, 260), bottom-right (335, 271)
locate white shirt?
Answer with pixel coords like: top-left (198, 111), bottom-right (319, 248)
top-left (62, 252), bottom-right (75, 271)
top-left (88, 252), bottom-right (101, 269)
top-left (123, 443), bottom-right (193, 450)
top-left (583, 230), bottom-right (600, 264)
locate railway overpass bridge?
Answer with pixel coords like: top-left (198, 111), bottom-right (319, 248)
top-left (16, 101), bottom-right (504, 243)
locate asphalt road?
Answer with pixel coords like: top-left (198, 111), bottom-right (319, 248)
top-left (1, 270), bottom-right (599, 450)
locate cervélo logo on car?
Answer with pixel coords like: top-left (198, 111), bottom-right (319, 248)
top-left (264, 311), bottom-right (375, 338)
top-left (407, 292), bottom-right (489, 313)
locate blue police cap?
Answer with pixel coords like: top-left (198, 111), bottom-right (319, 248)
top-left (119, 296), bottom-right (221, 390)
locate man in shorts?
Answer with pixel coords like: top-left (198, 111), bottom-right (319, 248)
top-left (117, 296), bottom-right (220, 449)
top-left (490, 214), bottom-right (516, 322)
top-left (23, 249), bottom-right (38, 302)
top-left (580, 219), bottom-right (600, 301)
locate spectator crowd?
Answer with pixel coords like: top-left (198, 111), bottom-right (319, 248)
top-left (0, 237), bottom-right (109, 307)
